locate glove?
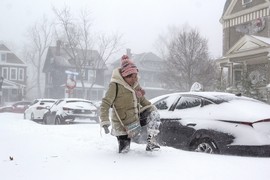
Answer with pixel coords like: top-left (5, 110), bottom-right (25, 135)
top-left (136, 88), bottom-right (145, 98)
top-left (103, 125), bottom-right (110, 134)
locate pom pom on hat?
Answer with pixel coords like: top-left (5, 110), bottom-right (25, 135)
top-left (120, 55), bottom-right (138, 77)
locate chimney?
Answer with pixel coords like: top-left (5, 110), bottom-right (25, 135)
top-left (126, 48), bottom-right (132, 57)
top-left (56, 40), bottom-right (61, 56)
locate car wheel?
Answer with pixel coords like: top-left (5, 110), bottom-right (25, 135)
top-left (43, 115), bottom-right (47, 124)
top-left (191, 138), bottom-right (219, 154)
top-left (30, 113), bottom-right (34, 121)
top-left (55, 116), bottom-right (62, 125)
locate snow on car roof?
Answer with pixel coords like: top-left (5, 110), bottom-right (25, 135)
top-left (62, 98), bottom-right (92, 102)
top-left (150, 91), bottom-right (257, 104)
top-left (39, 99), bottom-right (57, 102)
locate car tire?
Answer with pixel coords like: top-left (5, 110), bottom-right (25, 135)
top-left (191, 138), bottom-right (219, 154)
top-left (43, 114), bottom-right (55, 125)
top-left (55, 116), bottom-right (62, 125)
top-left (43, 115), bottom-right (47, 124)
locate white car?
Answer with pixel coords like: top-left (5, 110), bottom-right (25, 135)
top-left (43, 98), bottom-right (99, 124)
top-left (24, 99), bottom-right (57, 121)
top-left (136, 91), bottom-right (270, 157)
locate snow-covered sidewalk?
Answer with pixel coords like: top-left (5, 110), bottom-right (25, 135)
top-left (0, 113), bottom-right (269, 180)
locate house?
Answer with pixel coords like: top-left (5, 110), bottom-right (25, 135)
top-left (216, 0), bottom-right (270, 102)
top-left (107, 49), bottom-right (168, 99)
top-left (0, 44), bottom-right (27, 104)
top-left (43, 41), bottom-right (107, 101)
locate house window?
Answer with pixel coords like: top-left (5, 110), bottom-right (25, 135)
top-left (1, 53), bottom-right (7, 62)
top-left (81, 69), bottom-right (86, 80)
top-left (88, 70), bottom-right (95, 83)
top-left (242, 0), bottom-right (252, 5)
top-left (10, 68), bottom-right (17, 80)
top-left (2, 67), bottom-right (8, 79)
top-left (47, 72), bottom-right (52, 84)
top-left (234, 70), bottom-right (242, 83)
top-left (18, 68), bottom-right (24, 81)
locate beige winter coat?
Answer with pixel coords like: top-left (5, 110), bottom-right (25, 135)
top-left (100, 68), bottom-right (151, 136)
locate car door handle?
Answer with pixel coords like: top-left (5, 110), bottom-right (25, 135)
top-left (186, 123), bottom-right (196, 127)
top-left (162, 118), bottom-right (181, 121)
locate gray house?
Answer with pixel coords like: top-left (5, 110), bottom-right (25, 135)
top-left (217, 0), bottom-right (270, 102)
top-left (43, 41), bottom-right (107, 101)
top-left (0, 44), bottom-right (27, 104)
top-left (107, 50), bottom-right (168, 99)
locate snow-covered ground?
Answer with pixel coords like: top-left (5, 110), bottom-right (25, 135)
top-left (1, 113), bottom-right (270, 180)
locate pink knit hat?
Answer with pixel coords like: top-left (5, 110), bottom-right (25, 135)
top-left (120, 55), bottom-right (138, 77)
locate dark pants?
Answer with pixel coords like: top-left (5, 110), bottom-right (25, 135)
top-left (116, 135), bottom-right (131, 153)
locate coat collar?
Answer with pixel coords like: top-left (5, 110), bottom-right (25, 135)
top-left (110, 68), bottom-right (139, 91)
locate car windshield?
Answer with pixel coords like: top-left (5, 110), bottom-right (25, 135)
top-left (30, 100), bottom-right (39, 106)
top-left (153, 94), bottom-right (180, 110)
top-left (175, 96), bottom-right (202, 110)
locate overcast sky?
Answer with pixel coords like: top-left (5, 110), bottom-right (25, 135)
top-left (0, 0), bottom-right (226, 59)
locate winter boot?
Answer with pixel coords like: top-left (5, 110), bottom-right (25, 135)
top-left (117, 135), bottom-right (131, 153)
top-left (146, 135), bottom-right (160, 151)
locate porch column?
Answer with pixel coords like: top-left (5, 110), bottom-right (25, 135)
top-left (267, 53), bottom-right (270, 84)
top-left (220, 67), bottom-right (223, 88)
top-left (267, 53), bottom-right (270, 103)
top-left (229, 62), bottom-right (234, 87)
top-left (243, 62), bottom-right (247, 87)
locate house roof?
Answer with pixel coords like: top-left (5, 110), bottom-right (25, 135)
top-left (0, 44), bottom-right (26, 65)
top-left (221, 0), bottom-right (270, 22)
top-left (133, 52), bottom-right (164, 71)
top-left (0, 44), bottom-right (10, 51)
top-left (222, 0), bottom-right (232, 16)
top-left (216, 35), bottom-right (270, 66)
top-left (251, 35), bottom-right (270, 45)
top-left (226, 35), bottom-right (270, 56)
top-left (133, 52), bottom-right (164, 64)
top-left (43, 46), bottom-right (107, 72)
top-left (111, 52), bottom-right (164, 71)
top-left (1, 79), bottom-right (26, 89)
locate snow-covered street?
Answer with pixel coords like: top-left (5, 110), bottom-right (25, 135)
top-left (1, 113), bottom-right (270, 180)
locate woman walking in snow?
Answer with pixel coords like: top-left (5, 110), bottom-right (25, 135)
top-left (99, 55), bottom-right (161, 153)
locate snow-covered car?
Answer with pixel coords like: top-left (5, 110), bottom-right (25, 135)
top-left (24, 99), bottom-right (57, 121)
top-left (43, 98), bottom-right (99, 124)
top-left (0, 101), bottom-right (32, 113)
top-left (136, 92), bottom-right (270, 157)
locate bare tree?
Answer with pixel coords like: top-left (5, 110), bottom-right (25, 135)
top-left (53, 6), bottom-right (122, 98)
top-left (158, 25), bottom-right (218, 91)
top-left (24, 17), bottom-right (53, 97)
